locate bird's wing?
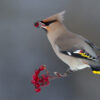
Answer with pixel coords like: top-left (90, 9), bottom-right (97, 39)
top-left (85, 40), bottom-right (100, 51)
top-left (60, 49), bottom-right (97, 61)
top-left (55, 33), bottom-right (98, 61)
top-left (78, 35), bottom-right (100, 51)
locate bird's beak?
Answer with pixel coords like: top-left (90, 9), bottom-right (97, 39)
top-left (34, 21), bottom-right (49, 31)
top-left (39, 21), bottom-right (46, 28)
top-left (39, 21), bottom-right (49, 31)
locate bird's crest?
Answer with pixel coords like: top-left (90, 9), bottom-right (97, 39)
top-left (42, 10), bottom-right (66, 23)
top-left (57, 10), bottom-right (66, 22)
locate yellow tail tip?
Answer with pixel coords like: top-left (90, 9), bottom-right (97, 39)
top-left (92, 70), bottom-right (100, 74)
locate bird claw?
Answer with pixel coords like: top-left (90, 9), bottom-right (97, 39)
top-left (54, 72), bottom-right (68, 78)
top-left (54, 72), bottom-right (62, 77)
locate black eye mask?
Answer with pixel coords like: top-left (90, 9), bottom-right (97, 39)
top-left (41, 20), bottom-right (57, 26)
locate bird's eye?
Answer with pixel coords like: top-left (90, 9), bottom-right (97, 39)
top-left (41, 20), bottom-right (57, 26)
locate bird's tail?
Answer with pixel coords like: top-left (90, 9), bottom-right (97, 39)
top-left (91, 65), bottom-right (100, 74)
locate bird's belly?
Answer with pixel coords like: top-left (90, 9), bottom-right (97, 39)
top-left (54, 48), bottom-right (90, 71)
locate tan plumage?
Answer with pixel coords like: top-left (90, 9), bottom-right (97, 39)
top-left (35, 11), bottom-right (100, 74)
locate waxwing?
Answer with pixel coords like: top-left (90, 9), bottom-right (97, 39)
top-left (34, 11), bottom-right (100, 76)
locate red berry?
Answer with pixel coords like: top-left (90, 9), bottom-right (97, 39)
top-left (31, 65), bottom-right (50, 93)
top-left (39, 65), bottom-right (46, 71)
top-left (35, 88), bottom-right (41, 93)
top-left (34, 22), bottom-right (39, 28)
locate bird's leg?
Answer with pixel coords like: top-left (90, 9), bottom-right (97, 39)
top-left (48, 69), bottom-right (73, 80)
top-left (53, 69), bottom-right (73, 78)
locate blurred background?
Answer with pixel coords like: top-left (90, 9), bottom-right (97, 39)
top-left (0, 0), bottom-right (100, 100)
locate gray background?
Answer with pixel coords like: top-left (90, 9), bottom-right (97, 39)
top-left (0, 0), bottom-right (100, 100)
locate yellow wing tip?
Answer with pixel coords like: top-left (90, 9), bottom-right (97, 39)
top-left (92, 70), bottom-right (100, 74)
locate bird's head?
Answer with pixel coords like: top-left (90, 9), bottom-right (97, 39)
top-left (34, 11), bottom-right (66, 32)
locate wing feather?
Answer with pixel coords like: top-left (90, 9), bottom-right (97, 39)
top-left (61, 49), bottom-right (97, 61)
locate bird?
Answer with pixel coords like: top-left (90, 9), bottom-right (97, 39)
top-left (34, 11), bottom-right (100, 77)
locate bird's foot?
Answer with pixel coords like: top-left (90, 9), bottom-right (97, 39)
top-left (48, 69), bottom-right (73, 80)
top-left (54, 72), bottom-right (68, 78)
top-left (54, 69), bottom-right (73, 78)
top-left (48, 72), bottom-right (68, 80)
